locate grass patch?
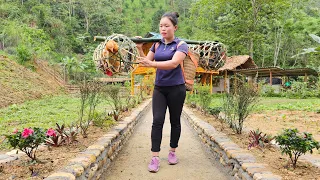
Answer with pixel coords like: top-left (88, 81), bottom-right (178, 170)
top-left (204, 96), bottom-right (320, 112)
top-left (254, 97), bottom-right (320, 112)
top-left (0, 94), bottom-right (117, 142)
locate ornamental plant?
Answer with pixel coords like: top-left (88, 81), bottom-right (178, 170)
top-left (6, 128), bottom-right (46, 162)
top-left (45, 127), bottom-right (65, 147)
top-left (45, 123), bottom-right (78, 146)
top-left (275, 128), bottom-right (320, 168)
top-left (222, 80), bottom-right (259, 134)
top-left (248, 129), bottom-right (274, 150)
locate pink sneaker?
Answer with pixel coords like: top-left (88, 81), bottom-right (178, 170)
top-left (168, 151), bottom-right (178, 165)
top-left (148, 157), bottom-right (160, 173)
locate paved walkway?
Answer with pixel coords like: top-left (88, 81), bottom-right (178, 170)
top-left (100, 108), bottom-right (232, 180)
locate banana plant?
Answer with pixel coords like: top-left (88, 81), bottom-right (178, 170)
top-left (61, 56), bottom-right (88, 82)
top-left (292, 34), bottom-right (320, 58)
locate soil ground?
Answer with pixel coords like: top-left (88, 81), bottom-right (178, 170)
top-left (0, 55), bottom-right (62, 108)
top-left (101, 109), bottom-right (232, 180)
top-left (192, 108), bottom-right (320, 180)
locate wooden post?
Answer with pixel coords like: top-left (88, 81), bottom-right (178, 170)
top-left (210, 74), bottom-right (213, 94)
top-left (269, 70), bottom-right (272, 86)
top-left (201, 74), bottom-right (208, 85)
top-left (248, 76), bottom-right (253, 86)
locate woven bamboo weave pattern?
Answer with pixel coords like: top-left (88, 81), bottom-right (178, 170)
top-left (183, 51), bottom-right (199, 91)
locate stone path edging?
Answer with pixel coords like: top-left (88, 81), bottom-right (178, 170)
top-left (182, 107), bottom-right (282, 180)
top-left (44, 99), bottom-right (152, 180)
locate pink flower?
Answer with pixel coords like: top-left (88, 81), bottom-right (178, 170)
top-left (13, 129), bottom-right (18, 134)
top-left (21, 128), bottom-right (34, 138)
top-left (46, 128), bottom-right (56, 137)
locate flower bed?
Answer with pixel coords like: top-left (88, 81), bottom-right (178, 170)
top-left (0, 99), bottom-right (151, 180)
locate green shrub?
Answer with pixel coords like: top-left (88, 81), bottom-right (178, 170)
top-left (6, 127), bottom-right (46, 162)
top-left (16, 44), bottom-right (32, 64)
top-left (92, 112), bottom-right (115, 129)
top-left (261, 85), bottom-right (276, 97)
top-left (104, 84), bottom-right (122, 112)
top-left (275, 128), bottom-right (320, 168)
top-left (185, 93), bottom-right (198, 105)
top-left (260, 84), bottom-right (284, 97)
top-left (286, 82), bottom-right (309, 99)
top-left (207, 106), bottom-right (222, 119)
top-left (197, 85), bottom-right (213, 112)
top-left (222, 82), bottom-right (259, 134)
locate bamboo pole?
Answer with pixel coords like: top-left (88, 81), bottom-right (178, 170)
top-left (94, 36), bottom-right (220, 45)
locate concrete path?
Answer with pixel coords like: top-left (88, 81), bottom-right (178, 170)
top-left (100, 108), bottom-right (232, 180)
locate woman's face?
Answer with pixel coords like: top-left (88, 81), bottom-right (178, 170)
top-left (159, 17), bottom-right (177, 39)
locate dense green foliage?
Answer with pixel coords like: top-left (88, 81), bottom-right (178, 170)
top-left (0, 0), bottom-right (319, 72)
top-left (189, 0), bottom-right (320, 69)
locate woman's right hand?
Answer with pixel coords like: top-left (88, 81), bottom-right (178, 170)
top-left (134, 36), bottom-right (144, 49)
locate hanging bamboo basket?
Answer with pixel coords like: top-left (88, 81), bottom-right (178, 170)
top-left (93, 34), bottom-right (139, 76)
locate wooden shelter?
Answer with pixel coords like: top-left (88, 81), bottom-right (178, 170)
top-left (218, 55), bottom-right (257, 71)
top-left (231, 67), bottom-right (318, 85)
top-left (217, 55), bottom-right (319, 92)
top-left (214, 55), bottom-right (258, 92)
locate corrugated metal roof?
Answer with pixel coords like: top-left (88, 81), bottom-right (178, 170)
top-left (144, 32), bottom-right (163, 39)
top-left (144, 32), bottom-right (190, 41)
top-left (231, 67), bottom-right (318, 77)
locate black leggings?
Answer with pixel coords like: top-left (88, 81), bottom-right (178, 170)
top-left (151, 84), bottom-right (186, 152)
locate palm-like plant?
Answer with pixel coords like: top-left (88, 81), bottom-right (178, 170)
top-left (292, 34), bottom-right (320, 57)
top-left (61, 56), bottom-right (88, 82)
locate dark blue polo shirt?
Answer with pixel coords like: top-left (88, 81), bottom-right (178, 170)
top-left (150, 37), bottom-right (188, 86)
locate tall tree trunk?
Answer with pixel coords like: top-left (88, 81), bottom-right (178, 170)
top-left (261, 47), bottom-right (265, 67)
top-left (85, 15), bottom-right (89, 33)
top-left (170, 0), bottom-right (174, 7)
top-left (250, 0), bottom-right (261, 59)
top-left (69, 0), bottom-right (72, 24)
top-left (274, 26), bottom-right (283, 67)
top-left (250, 38), bottom-right (254, 58)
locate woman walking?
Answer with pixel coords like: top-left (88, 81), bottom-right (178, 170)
top-left (136, 12), bottom-right (188, 173)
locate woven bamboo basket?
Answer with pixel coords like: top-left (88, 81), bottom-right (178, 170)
top-left (183, 51), bottom-right (200, 91)
top-left (93, 34), bottom-right (138, 76)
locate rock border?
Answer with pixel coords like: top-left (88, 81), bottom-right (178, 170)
top-left (182, 107), bottom-right (282, 180)
top-left (45, 99), bottom-right (151, 180)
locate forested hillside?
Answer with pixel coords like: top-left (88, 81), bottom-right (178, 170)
top-left (0, 0), bottom-right (319, 72)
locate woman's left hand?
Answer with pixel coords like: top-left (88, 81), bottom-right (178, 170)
top-left (138, 57), bottom-right (155, 67)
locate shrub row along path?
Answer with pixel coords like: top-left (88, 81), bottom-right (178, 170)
top-left (100, 108), bottom-right (232, 180)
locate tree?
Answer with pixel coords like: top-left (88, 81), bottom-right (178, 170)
top-left (151, 9), bottom-right (166, 32)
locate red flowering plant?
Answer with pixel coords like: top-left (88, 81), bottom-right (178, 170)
top-left (45, 124), bottom-right (66, 147)
top-left (5, 127), bottom-right (46, 162)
